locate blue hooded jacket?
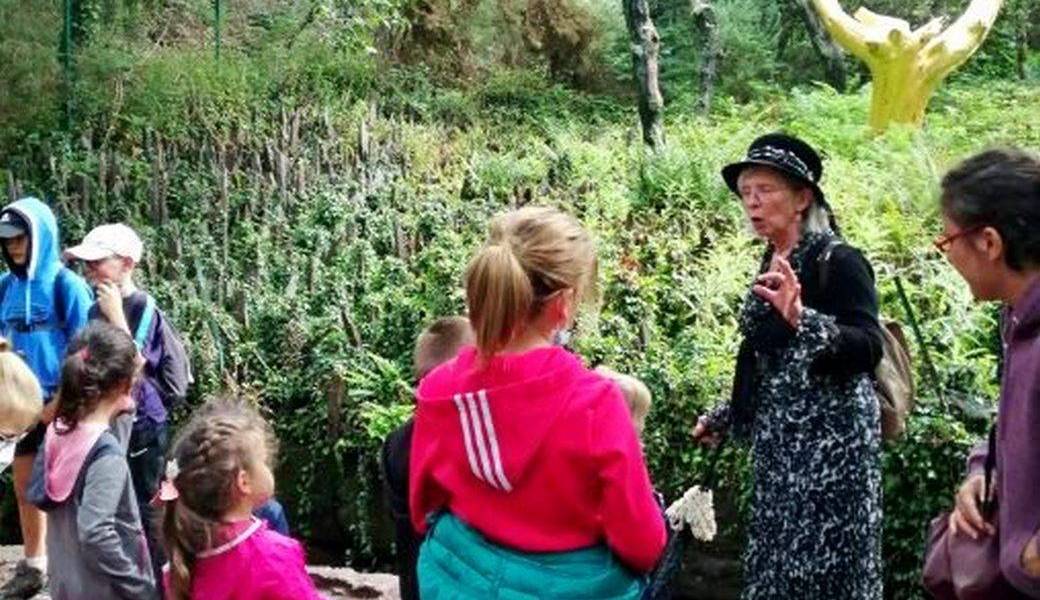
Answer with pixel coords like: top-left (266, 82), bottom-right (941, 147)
top-left (0, 197), bottom-right (93, 399)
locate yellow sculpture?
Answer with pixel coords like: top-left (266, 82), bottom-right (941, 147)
top-left (810, 0), bottom-right (1004, 131)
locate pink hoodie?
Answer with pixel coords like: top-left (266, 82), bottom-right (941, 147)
top-left (164, 518), bottom-right (321, 600)
top-left (409, 345), bottom-right (666, 573)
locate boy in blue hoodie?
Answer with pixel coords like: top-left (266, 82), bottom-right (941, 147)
top-left (0, 197), bottom-right (92, 598)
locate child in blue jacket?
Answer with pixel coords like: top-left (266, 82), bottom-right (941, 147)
top-left (0, 197), bottom-right (92, 597)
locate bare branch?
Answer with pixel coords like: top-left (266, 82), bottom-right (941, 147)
top-left (809, 0), bottom-right (876, 63)
top-left (923, 0), bottom-right (1004, 78)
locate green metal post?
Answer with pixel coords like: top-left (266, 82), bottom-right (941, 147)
top-left (214, 0), bottom-right (221, 61)
top-left (63, 0), bottom-right (73, 129)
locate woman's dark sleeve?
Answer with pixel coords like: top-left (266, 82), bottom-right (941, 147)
top-left (811, 245), bottom-right (884, 377)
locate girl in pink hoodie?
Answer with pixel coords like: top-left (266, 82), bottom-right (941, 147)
top-left (410, 207), bottom-right (666, 598)
top-left (158, 400), bottom-right (320, 600)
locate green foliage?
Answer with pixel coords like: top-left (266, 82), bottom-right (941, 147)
top-left (1, 0), bottom-right (1040, 594)
top-left (8, 72), bottom-right (1036, 591)
top-left (882, 405), bottom-right (986, 599)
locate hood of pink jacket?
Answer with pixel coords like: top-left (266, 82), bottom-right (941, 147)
top-left (415, 345), bottom-right (592, 494)
top-left (43, 420), bottom-right (108, 503)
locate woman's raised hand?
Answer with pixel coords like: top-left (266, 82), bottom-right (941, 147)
top-left (752, 254), bottom-right (803, 328)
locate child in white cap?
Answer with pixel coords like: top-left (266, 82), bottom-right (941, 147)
top-left (64, 223), bottom-right (193, 586)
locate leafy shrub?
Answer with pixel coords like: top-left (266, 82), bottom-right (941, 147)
top-left (2, 7), bottom-right (1040, 595)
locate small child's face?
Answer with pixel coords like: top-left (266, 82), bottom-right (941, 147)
top-left (84, 256), bottom-right (131, 287)
top-left (244, 436), bottom-right (275, 508)
top-left (2, 235), bottom-right (28, 266)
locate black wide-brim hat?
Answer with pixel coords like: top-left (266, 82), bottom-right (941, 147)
top-left (721, 132), bottom-right (830, 212)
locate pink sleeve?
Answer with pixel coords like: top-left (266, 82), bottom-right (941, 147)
top-left (590, 385), bottom-right (667, 573)
top-left (409, 403), bottom-right (449, 536)
top-left (261, 542), bottom-right (322, 600)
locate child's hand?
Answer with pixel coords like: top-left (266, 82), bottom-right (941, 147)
top-left (1024, 535), bottom-right (1040, 577)
top-left (97, 282), bottom-right (131, 334)
top-left (949, 473), bottom-right (995, 539)
top-left (692, 417), bottom-right (722, 448)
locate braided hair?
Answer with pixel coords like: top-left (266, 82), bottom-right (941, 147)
top-left (161, 399), bottom-right (276, 600)
top-left (55, 321), bottom-right (138, 433)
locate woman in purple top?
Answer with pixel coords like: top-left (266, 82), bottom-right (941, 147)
top-left (939, 148), bottom-right (1040, 597)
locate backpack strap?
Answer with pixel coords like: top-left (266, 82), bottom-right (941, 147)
top-left (134, 294), bottom-right (157, 350)
top-left (0, 273), bottom-right (10, 338)
top-left (52, 267), bottom-right (71, 328)
top-left (74, 431), bottom-right (125, 502)
top-left (816, 238), bottom-right (845, 293)
top-left (0, 273), bottom-right (10, 306)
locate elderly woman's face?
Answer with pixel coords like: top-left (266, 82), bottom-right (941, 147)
top-left (736, 167), bottom-right (810, 242)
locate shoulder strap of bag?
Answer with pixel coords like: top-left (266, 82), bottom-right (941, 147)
top-left (982, 423), bottom-right (998, 520)
top-left (134, 294), bottom-right (157, 350)
top-left (0, 273), bottom-right (10, 307)
top-left (51, 267), bottom-right (72, 328)
top-left (816, 238), bottom-right (844, 293)
top-left (0, 273), bottom-right (10, 337)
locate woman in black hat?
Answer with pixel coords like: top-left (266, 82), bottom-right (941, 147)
top-left (692, 133), bottom-right (884, 599)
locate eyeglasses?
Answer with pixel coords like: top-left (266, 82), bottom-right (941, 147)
top-left (934, 225), bottom-right (984, 254)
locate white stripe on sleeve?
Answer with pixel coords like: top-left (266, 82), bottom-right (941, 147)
top-left (477, 389), bottom-right (513, 492)
top-left (453, 393), bottom-right (485, 483)
top-left (465, 392), bottom-right (499, 488)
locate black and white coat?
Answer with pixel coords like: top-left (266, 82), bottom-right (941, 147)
top-left (707, 231), bottom-right (884, 600)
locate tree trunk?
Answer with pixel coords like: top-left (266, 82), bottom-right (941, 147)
top-left (691, 0), bottom-right (721, 114)
top-left (623, 0), bottom-right (664, 149)
top-left (776, 3), bottom-right (797, 61)
top-left (1016, 25), bottom-right (1027, 80)
top-left (791, 0), bottom-right (847, 91)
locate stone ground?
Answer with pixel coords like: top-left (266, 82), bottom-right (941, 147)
top-left (0, 546), bottom-right (400, 600)
top-left (0, 542), bottom-right (740, 600)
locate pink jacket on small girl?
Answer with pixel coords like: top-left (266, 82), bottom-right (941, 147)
top-left (163, 518), bottom-right (321, 600)
top-left (409, 345), bottom-right (666, 573)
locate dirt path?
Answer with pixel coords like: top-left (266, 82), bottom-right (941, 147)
top-left (0, 546), bottom-right (400, 599)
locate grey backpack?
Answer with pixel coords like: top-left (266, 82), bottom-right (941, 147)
top-left (819, 241), bottom-right (914, 440)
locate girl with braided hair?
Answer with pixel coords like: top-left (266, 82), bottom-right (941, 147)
top-left (158, 399), bottom-right (320, 600)
top-left (27, 321), bottom-right (158, 599)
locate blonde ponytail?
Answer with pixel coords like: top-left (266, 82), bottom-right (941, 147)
top-left (465, 207), bottom-right (597, 358)
top-left (466, 243), bottom-right (534, 356)
top-left (0, 337), bottom-right (43, 435)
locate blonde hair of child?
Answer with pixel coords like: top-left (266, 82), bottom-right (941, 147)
top-left (465, 206), bottom-right (597, 357)
top-left (161, 399), bottom-right (276, 600)
top-left (414, 316), bottom-right (474, 380)
top-left (596, 366), bottom-right (652, 435)
top-left (0, 337), bottom-right (43, 435)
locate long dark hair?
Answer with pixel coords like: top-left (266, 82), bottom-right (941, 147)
top-left (942, 148), bottom-right (1040, 271)
top-left (55, 321), bottom-right (138, 432)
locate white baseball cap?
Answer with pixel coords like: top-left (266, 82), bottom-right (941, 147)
top-left (64, 223), bottom-right (144, 263)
